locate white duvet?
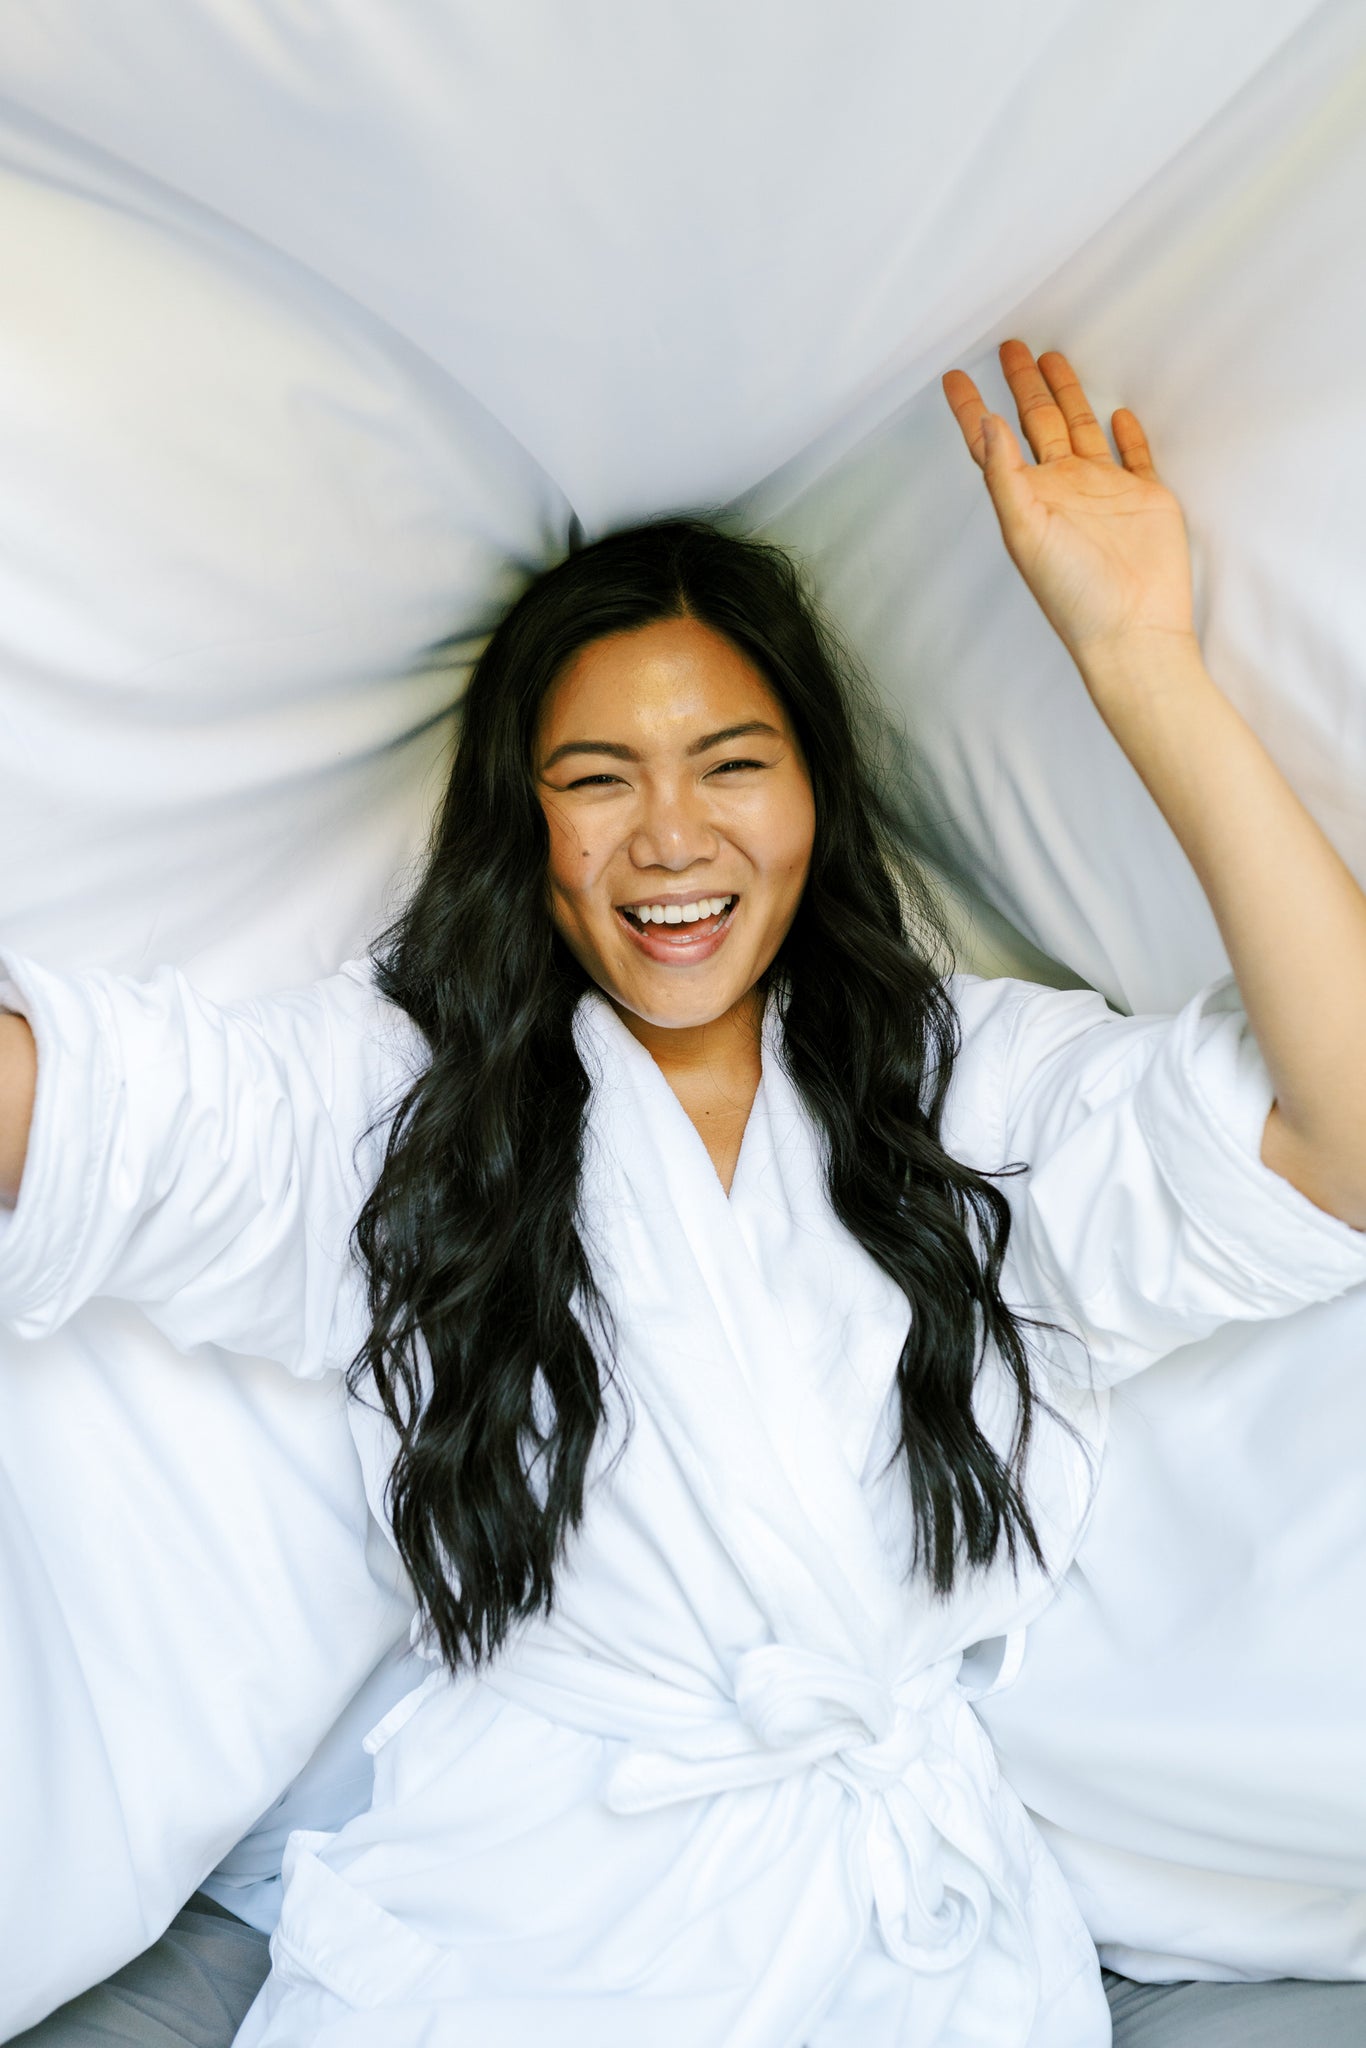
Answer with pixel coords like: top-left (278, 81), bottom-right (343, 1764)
top-left (2, 1), bottom-right (1364, 2030)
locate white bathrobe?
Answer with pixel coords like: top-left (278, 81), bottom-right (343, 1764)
top-left (3, 951), bottom-right (1364, 2047)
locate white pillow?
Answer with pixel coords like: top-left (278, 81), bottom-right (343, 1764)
top-left (761, 0), bottom-right (1366, 1015)
top-left (0, 105), bottom-right (566, 2033)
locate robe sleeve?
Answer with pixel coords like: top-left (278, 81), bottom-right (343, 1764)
top-left (945, 970), bottom-right (1366, 1387)
top-left (0, 949), bottom-right (422, 1375)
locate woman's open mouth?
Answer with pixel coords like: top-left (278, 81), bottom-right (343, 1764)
top-left (616, 892), bottom-right (737, 962)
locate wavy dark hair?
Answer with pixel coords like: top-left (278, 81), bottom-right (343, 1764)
top-left (351, 517), bottom-right (1047, 1669)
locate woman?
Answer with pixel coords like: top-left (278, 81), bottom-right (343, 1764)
top-left (4, 343), bottom-right (1366, 2047)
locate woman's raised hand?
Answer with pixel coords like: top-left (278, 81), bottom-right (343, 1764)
top-left (942, 341), bottom-right (1196, 670)
top-left (950, 342), bottom-right (1366, 1232)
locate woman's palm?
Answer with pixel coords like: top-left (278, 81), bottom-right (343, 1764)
top-left (942, 341), bottom-right (1195, 662)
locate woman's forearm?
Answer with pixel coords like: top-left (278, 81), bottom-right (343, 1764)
top-left (1078, 630), bottom-right (1366, 1228)
top-left (941, 344), bottom-right (1365, 1223)
top-left (0, 1012), bottom-right (36, 1208)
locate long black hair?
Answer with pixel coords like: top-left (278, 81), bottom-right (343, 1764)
top-left (351, 517), bottom-right (1046, 1668)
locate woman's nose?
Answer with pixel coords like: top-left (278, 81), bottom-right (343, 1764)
top-left (628, 783), bottom-right (718, 870)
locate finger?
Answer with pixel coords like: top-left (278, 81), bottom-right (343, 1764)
top-left (998, 339), bottom-right (1071, 464)
top-left (1112, 407), bottom-right (1158, 479)
top-left (941, 368), bottom-right (991, 466)
top-left (1036, 351), bottom-right (1114, 464)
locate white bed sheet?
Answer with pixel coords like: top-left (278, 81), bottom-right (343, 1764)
top-left (0, 1), bottom-right (1363, 2028)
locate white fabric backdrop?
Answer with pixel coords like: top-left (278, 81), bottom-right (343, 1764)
top-left (1, 0), bottom-right (1364, 2028)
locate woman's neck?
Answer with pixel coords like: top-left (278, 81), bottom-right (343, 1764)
top-left (611, 987), bottom-right (765, 1195)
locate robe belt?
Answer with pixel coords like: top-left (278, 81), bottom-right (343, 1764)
top-left (492, 1639), bottom-right (1027, 1979)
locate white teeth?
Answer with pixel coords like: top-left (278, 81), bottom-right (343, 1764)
top-left (625, 894), bottom-right (734, 926)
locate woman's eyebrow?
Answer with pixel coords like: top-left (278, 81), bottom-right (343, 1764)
top-left (540, 721), bottom-right (781, 771)
top-left (686, 720), bottom-right (781, 755)
top-left (540, 738), bottom-right (640, 769)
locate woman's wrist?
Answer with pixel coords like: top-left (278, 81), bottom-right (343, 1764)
top-left (1071, 626), bottom-right (1207, 712)
top-left (1070, 631), bottom-right (1223, 789)
top-left (1064, 634), bottom-right (1269, 915)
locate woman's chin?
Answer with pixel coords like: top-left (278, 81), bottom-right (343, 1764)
top-left (600, 966), bottom-right (760, 1037)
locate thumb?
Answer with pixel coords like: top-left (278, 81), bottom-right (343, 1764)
top-left (979, 409), bottom-right (1027, 482)
top-left (978, 410), bottom-right (1035, 542)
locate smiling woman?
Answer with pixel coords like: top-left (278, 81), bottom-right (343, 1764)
top-left (351, 517), bottom-right (1051, 1678)
top-left (6, 353), bottom-right (1366, 2048)
top-left (537, 613), bottom-right (816, 1185)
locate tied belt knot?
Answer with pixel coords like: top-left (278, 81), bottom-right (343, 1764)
top-left (607, 1643), bottom-right (1003, 1973)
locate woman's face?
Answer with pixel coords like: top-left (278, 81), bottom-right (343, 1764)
top-left (536, 614), bottom-right (816, 1032)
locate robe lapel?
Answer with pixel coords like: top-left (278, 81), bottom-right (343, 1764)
top-left (575, 993), bottom-right (911, 1680)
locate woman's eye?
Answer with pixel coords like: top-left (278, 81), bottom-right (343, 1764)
top-left (566, 772), bottom-right (624, 789)
top-left (709, 757), bottom-right (767, 776)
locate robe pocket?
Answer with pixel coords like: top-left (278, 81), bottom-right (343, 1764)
top-left (271, 1837), bottom-right (458, 2010)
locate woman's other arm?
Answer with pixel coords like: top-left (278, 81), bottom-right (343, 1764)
top-left (0, 956), bottom-right (416, 1369)
top-left (0, 1012), bottom-right (36, 1206)
top-left (943, 340), bottom-right (1366, 1229)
